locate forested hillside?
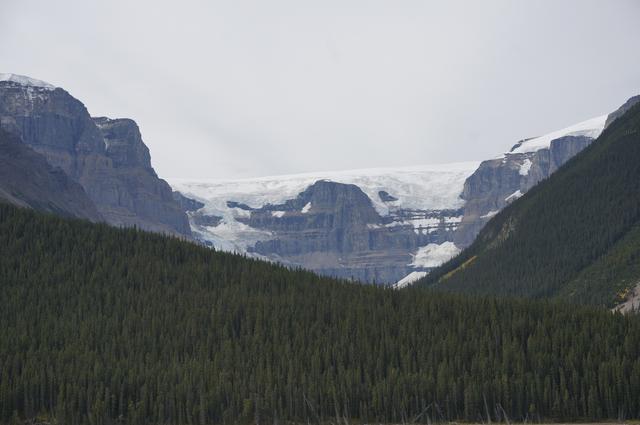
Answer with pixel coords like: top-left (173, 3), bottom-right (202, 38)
top-left (420, 102), bottom-right (640, 307)
top-left (1, 203), bottom-right (640, 424)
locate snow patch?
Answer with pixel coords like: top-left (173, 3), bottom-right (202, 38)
top-left (505, 190), bottom-right (523, 203)
top-left (508, 115), bottom-right (606, 155)
top-left (301, 202), bottom-right (311, 213)
top-left (0, 73), bottom-right (55, 90)
top-left (481, 210), bottom-right (499, 219)
top-left (410, 242), bottom-right (461, 268)
top-left (388, 217), bottom-right (439, 229)
top-left (394, 271), bottom-right (428, 289)
top-left (190, 218), bottom-right (272, 253)
top-left (519, 158), bottom-right (532, 176)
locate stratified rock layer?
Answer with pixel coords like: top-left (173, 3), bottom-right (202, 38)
top-left (0, 128), bottom-right (102, 221)
top-left (0, 78), bottom-right (190, 236)
top-left (455, 135), bottom-right (594, 246)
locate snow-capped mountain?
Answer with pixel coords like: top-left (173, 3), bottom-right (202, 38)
top-left (0, 73), bottom-right (191, 236)
top-left (171, 106), bottom-right (616, 285)
top-left (170, 163), bottom-right (477, 283)
top-left (454, 114), bottom-right (608, 248)
top-left (0, 72), bottom-right (632, 286)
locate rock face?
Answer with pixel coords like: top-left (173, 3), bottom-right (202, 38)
top-left (0, 128), bottom-right (102, 221)
top-left (91, 117), bottom-right (191, 235)
top-left (171, 165), bottom-right (474, 283)
top-left (173, 191), bottom-right (205, 212)
top-left (454, 100), bottom-right (640, 247)
top-left (0, 74), bottom-right (191, 237)
top-left (242, 180), bottom-right (466, 282)
top-left (605, 95), bottom-right (640, 127)
top-left (455, 135), bottom-right (594, 246)
top-left (244, 180), bottom-right (418, 282)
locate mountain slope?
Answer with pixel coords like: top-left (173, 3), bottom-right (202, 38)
top-left (0, 129), bottom-right (102, 221)
top-left (0, 73), bottom-right (191, 237)
top-left (420, 101), bottom-right (640, 306)
top-left (2, 202), bottom-right (640, 423)
top-left (454, 115), bottom-right (606, 246)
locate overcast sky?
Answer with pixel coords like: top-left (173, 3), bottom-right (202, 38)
top-left (2, 0), bottom-right (640, 179)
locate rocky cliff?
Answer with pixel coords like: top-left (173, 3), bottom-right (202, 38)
top-left (0, 128), bottom-right (102, 221)
top-left (0, 74), bottom-right (191, 237)
top-left (605, 95), bottom-right (640, 127)
top-left (171, 164), bottom-right (474, 283)
top-left (91, 117), bottom-right (191, 235)
top-left (454, 99), bottom-right (640, 248)
top-left (243, 180), bottom-right (418, 282)
top-left (455, 134), bottom-right (595, 246)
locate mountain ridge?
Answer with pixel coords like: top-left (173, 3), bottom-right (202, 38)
top-left (171, 104), bottom-right (616, 284)
top-left (0, 73), bottom-right (191, 237)
top-left (418, 98), bottom-right (640, 306)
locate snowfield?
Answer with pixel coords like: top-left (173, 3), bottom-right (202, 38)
top-left (170, 161), bottom-right (480, 217)
top-left (0, 73), bottom-right (56, 90)
top-left (508, 115), bottom-right (606, 155)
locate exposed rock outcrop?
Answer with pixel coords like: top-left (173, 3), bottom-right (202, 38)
top-left (245, 180), bottom-right (419, 282)
top-left (173, 191), bottom-right (205, 212)
top-left (455, 135), bottom-right (594, 246)
top-left (171, 164), bottom-right (475, 284)
top-left (91, 117), bottom-right (191, 235)
top-left (0, 75), bottom-right (191, 237)
top-left (0, 128), bottom-right (103, 221)
top-left (605, 95), bottom-right (640, 128)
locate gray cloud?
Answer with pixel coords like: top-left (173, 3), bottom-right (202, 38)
top-left (2, 0), bottom-right (640, 179)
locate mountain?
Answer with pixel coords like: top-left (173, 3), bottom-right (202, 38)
top-left (0, 73), bottom-right (191, 237)
top-left (420, 98), bottom-right (640, 307)
top-left (172, 107), bottom-right (611, 284)
top-left (171, 162), bottom-right (477, 282)
top-left (454, 115), bottom-right (606, 247)
top-left (0, 128), bottom-right (102, 221)
top-left (2, 201), bottom-right (640, 424)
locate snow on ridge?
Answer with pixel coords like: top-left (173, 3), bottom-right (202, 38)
top-left (410, 241), bottom-right (460, 268)
top-left (169, 161), bottom-right (480, 217)
top-left (394, 271), bottom-right (428, 289)
top-left (481, 210), bottom-right (499, 219)
top-left (507, 115), bottom-right (607, 155)
top-left (394, 241), bottom-right (461, 288)
top-left (0, 73), bottom-right (56, 90)
top-left (505, 190), bottom-right (523, 203)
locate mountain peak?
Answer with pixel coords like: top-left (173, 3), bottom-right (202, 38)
top-left (0, 73), bottom-right (56, 90)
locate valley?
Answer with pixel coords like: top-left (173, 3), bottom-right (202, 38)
top-left (2, 7), bottom-right (640, 422)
